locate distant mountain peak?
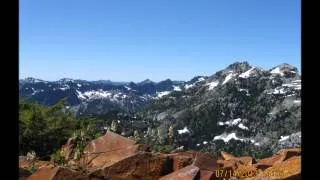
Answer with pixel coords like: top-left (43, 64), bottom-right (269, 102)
top-left (225, 61), bottom-right (251, 72)
top-left (270, 63), bottom-right (298, 76)
top-left (58, 78), bottom-right (75, 82)
top-left (160, 78), bottom-right (173, 83)
top-left (21, 77), bottom-right (46, 83)
top-left (138, 79), bottom-right (154, 85)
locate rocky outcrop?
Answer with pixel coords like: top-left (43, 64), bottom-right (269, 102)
top-left (23, 132), bottom-right (301, 180)
top-left (216, 148), bottom-right (301, 180)
top-left (254, 148), bottom-right (301, 170)
top-left (28, 166), bottom-right (87, 180)
top-left (88, 152), bottom-right (172, 180)
top-left (80, 131), bottom-right (149, 170)
top-left (159, 165), bottom-right (200, 180)
top-left (193, 152), bottom-right (218, 172)
top-left (166, 152), bottom-right (196, 171)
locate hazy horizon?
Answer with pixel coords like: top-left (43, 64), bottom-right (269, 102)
top-left (19, 61), bottom-right (301, 83)
top-left (20, 0), bottom-right (300, 82)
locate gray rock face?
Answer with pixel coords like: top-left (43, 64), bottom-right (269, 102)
top-left (273, 132), bottom-right (301, 153)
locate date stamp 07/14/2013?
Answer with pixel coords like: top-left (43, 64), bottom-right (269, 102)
top-left (215, 169), bottom-right (289, 179)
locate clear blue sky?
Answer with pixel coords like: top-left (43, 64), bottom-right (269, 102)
top-left (20, 0), bottom-right (300, 82)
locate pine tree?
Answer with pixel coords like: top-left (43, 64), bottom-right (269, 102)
top-left (168, 125), bottom-right (174, 145)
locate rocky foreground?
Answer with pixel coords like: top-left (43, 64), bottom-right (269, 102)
top-left (19, 131), bottom-right (301, 180)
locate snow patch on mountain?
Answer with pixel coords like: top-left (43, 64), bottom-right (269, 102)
top-left (279, 135), bottom-right (290, 142)
top-left (267, 87), bottom-right (287, 95)
top-left (177, 127), bottom-right (190, 134)
top-left (184, 84), bottom-right (195, 89)
top-left (206, 81), bottom-right (219, 90)
top-left (31, 88), bottom-right (38, 95)
top-left (76, 90), bottom-right (86, 100)
top-left (157, 91), bottom-right (171, 98)
top-left (293, 100), bottom-right (301, 104)
top-left (218, 118), bottom-right (242, 126)
top-left (223, 72), bottom-right (237, 84)
top-left (282, 81), bottom-right (301, 90)
top-left (238, 123), bottom-right (249, 130)
top-left (124, 86), bottom-right (131, 90)
top-left (84, 90), bottom-right (112, 99)
top-left (270, 67), bottom-right (284, 76)
top-left (59, 85), bottom-right (70, 91)
top-left (173, 86), bottom-right (182, 91)
top-left (213, 133), bottom-right (245, 142)
top-left (239, 67), bottom-right (255, 78)
top-left (239, 88), bottom-right (250, 96)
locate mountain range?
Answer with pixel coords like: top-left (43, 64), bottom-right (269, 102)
top-left (19, 61), bottom-right (301, 157)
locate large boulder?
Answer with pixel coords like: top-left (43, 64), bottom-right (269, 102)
top-left (262, 156), bottom-right (301, 180)
top-left (255, 148), bottom-right (301, 170)
top-left (166, 151), bottom-right (197, 171)
top-left (81, 131), bottom-right (149, 170)
top-left (250, 156), bottom-right (301, 180)
top-left (199, 170), bottom-right (215, 180)
top-left (217, 155), bottom-right (256, 171)
top-left (83, 131), bottom-right (147, 153)
top-left (159, 165), bottom-right (200, 180)
top-left (28, 166), bottom-right (87, 180)
top-left (88, 152), bottom-right (172, 180)
top-left (193, 152), bottom-right (219, 172)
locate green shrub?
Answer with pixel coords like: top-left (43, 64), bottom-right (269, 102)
top-left (50, 150), bottom-right (66, 166)
top-left (156, 145), bottom-right (174, 153)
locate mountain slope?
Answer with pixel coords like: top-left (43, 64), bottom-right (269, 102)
top-left (137, 62), bottom-right (301, 157)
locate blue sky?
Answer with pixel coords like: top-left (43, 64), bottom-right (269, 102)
top-left (20, 0), bottom-right (300, 82)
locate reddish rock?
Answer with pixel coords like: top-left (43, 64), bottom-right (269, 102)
top-left (89, 152), bottom-right (172, 180)
top-left (159, 165), bottom-right (200, 180)
top-left (220, 151), bottom-right (235, 160)
top-left (28, 166), bottom-right (58, 180)
top-left (166, 151), bottom-right (197, 171)
top-left (28, 166), bottom-right (87, 180)
top-left (200, 170), bottom-right (215, 180)
top-left (234, 156), bottom-right (257, 166)
top-left (255, 155), bottom-right (283, 170)
top-left (217, 157), bottom-right (255, 171)
top-left (193, 152), bottom-right (219, 172)
top-left (81, 131), bottom-right (149, 170)
top-left (19, 160), bottom-right (52, 169)
top-left (262, 156), bottom-right (301, 180)
top-left (277, 148), bottom-right (301, 161)
top-left (255, 148), bottom-right (301, 170)
top-left (83, 131), bottom-right (147, 154)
